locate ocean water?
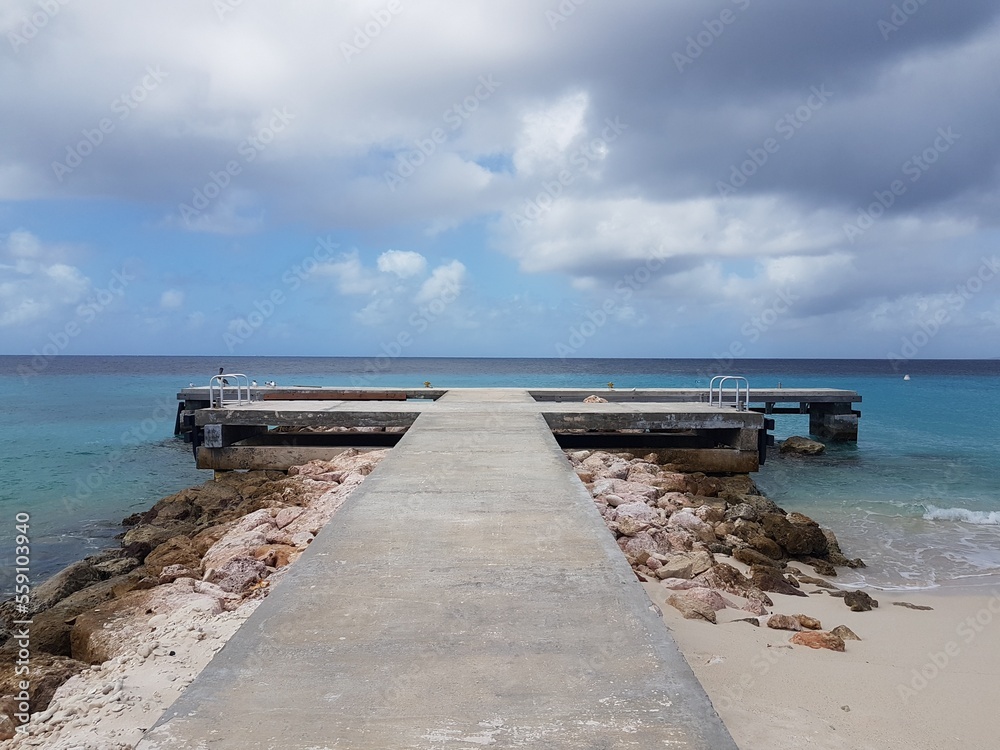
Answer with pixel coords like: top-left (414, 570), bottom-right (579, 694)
top-left (1, 356), bottom-right (998, 592)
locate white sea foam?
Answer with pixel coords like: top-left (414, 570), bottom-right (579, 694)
top-left (923, 506), bottom-right (1000, 525)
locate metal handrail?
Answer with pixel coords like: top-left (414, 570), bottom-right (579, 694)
top-left (709, 375), bottom-right (750, 411)
top-left (209, 373), bottom-right (251, 407)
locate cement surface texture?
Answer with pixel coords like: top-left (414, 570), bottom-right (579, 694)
top-left (140, 389), bottom-right (737, 749)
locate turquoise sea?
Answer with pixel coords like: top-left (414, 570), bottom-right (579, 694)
top-left (1, 356), bottom-right (999, 592)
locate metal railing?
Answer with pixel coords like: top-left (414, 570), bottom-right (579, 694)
top-left (209, 373), bottom-right (251, 407)
top-left (708, 375), bottom-right (750, 411)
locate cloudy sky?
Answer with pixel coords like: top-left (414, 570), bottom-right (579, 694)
top-left (2, 0), bottom-right (999, 361)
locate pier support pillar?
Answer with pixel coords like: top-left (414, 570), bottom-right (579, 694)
top-left (809, 405), bottom-right (859, 441)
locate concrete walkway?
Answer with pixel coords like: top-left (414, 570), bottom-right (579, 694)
top-left (140, 390), bottom-right (737, 749)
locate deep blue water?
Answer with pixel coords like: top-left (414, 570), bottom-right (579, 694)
top-left (1, 356), bottom-right (999, 591)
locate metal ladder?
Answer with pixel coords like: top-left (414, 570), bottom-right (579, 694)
top-left (209, 373), bottom-right (251, 408)
top-left (708, 375), bottom-right (750, 411)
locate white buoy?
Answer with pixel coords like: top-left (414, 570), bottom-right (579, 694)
top-left (903, 374), bottom-right (911, 381)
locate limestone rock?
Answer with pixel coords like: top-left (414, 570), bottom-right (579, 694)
top-left (144, 536), bottom-right (202, 577)
top-left (158, 564), bottom-right (197, 584)
top-left (618, 532), bottom-right (660, 564)
top-left (202, 527), bottom-right (270, 574)
top-left (750, 565), bottom-right (807, 597)
top-left (795, 573), bottom-right (838, 590)
top-left (0, 652), bottom-right (87, 722)
top-left (191, 523), bottom-right (232, 556)
top-left (254, 544), bottom-right (299, 568)
top-left (790, 631), bottom-right (846, 652)
top-left (121, 521), bottom-right (195, 561)
top-left (831, 624), bottom-right (861, 641)
top-left (27, 560), bottom-right (105, 613)
top-left (206, 556), bottom-right (269, 594)
top-left (736, 494), bottom-right (783, 516)
top-left (614, 502), bottom-right (658, 536)
top-left (766, 613), bottom-right (803, 631)
top-left (658, 578), bottom-right (709, 590)
top-left (843, 590), bottom-right (879, 612)
top-left (695, 504), bottom-right (726, 525)
top-left (794, 614), bottom-right (822, 630)
top-left (696, 563), bottom-right (773, 607)
top-left (748, 534), bottom-right (786, 560)
top-left (807, 558), bottom-right (838, 577)
top-left (591, 479), bottom-right (659, 502)
top-left (275, 506), bottom-right (305, 529)
top-left (780, 436), bottom-right (826, 455)
top-left (734, 547), bottom-right (783, 569)
top-left (91, 555), bottom-right (142, 578)
top-left (725, 503), bottom-right (760, 523)
top-left (650, 473), bottom-right (688, 493)
top-left (684, 588), bottom-right (736, 612)
top-left (654, 551), bottom-right (714, 580)
top-left (23, 575), bottom-right (133, 656)
top-left (742, 598), bottom-right (769, 616)
top-left (70, 589), bottom-right (155, 664)
top-left (761, 513), bottom-right (828, 557)
top-left (666, 593), bottom-right (717, 623)
top-left (667, 509), bottom-right (717, 544)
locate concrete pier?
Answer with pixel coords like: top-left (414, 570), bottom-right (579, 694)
top-left (140, 390), bottom-right (738, 749)
top-left (188, 388), bottom-right (770, 473)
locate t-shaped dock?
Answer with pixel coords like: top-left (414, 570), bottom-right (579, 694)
top-left (141, 389), bottom-right (738, 748)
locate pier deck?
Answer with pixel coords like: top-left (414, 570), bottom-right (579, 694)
top-left (187, 387), bottom-right (772, 473)
top-left (140, 389), bottom-right (738, 749)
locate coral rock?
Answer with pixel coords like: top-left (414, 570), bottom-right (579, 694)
top-left (831, 625), bottom-right (862, 641)
top-left (780, 436), bottom-right (826, 455)
top-left (666, 593), bottom-right (717, 623)
top-left (766, 613), bottom-right (803, 631)
top-left (843, 590), bottom-right (879, 612)
top-left (790, 631), bottom-right (846, 652)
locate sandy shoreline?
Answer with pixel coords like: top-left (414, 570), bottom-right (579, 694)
top-left (652, 574), bottom-right (1000, 750)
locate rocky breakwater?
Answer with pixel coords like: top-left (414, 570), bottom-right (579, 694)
top-left (0, 448), bottom-right (387, 748)
top-left (569, 449), bottom-right (869, 652)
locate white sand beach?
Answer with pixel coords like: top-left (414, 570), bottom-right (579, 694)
top-left (650, 575), bottom-right (1000, 750)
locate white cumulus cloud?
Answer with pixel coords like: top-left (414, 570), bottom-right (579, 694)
top-left (377, 249), bottom-right (427, 278)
